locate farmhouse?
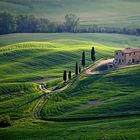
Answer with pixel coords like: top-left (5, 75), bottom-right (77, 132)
top-left (115, 48), bottom-right (140, 65)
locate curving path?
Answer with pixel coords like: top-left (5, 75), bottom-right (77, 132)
top-left (85, 58), bottom-right (114, 75)
top-left (32, 77), bottom-right (77, 119)
top-left (32, 58), bottom-right (114, 120)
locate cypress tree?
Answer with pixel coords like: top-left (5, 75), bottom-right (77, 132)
top-left (79, 66), bottom-right (81, 73)
top-left (81, 51), bottom-right (85, 68)
top-left (68, 71), bottom-right (72, 80)
top-left (75, 62), bottom-right (79, 75)
top-left (63, 70), bottom-right (67, 82)
top-left (91, 47), bottom-right (96, 62)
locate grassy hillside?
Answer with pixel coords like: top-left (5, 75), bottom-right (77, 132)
top-left (0, 37), bottom-right (119, 120)
top-left (1, 33), bottom-right (140, 48)
top-left (0, 0), bottom-right (140, 27)
top-left (0, 65), bottom-right (140, 140)
top-left (41, 65), bottom-right (140, 120)
top-left (0, 39), bottom-right (121, 83)
top-left (0, 33), bottom-right (140, 139)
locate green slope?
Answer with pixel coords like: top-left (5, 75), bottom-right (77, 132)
top-left (0, 0), bottom-right (140, 27)
top-left (41, 65), bottom-right (140, 121)
top-left (1, 33), bottom-right (140, 48)
top-left (0, 38), bottom-right (118, 119)
top-left (0, 65), bottom-right (140, 140)
top-left (0, 34), bottom-right (140, 139)
top-left (0, 40), bottom-right (118, 83)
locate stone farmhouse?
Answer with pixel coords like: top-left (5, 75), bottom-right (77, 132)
top-left (115, 48), bottom-right (140, 65)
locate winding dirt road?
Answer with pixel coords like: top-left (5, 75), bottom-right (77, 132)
top-left (32, 77), bottom-right (77, 119)
top-left (32, 58), bottom-right (114, 119)
top-left (85, 58), bottom-right (114, 75)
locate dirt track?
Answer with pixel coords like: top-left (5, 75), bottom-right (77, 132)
top-left (85, 58), bottom-right (114, 75)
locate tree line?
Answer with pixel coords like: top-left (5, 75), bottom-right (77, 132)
top-left (0, 12), bottom-right (140, 35)
top-left (0, 12), bottom-right (79, 34)
top-left (63, 47), bottom-right (95, 82)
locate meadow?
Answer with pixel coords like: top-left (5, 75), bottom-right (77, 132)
top-left (0, 33), bottom-right (140, 139)
top-left (0, 0), bottom-right (140, 27)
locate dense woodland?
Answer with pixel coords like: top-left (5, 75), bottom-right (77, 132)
top-left (0, 12), bottom-right (140, 35)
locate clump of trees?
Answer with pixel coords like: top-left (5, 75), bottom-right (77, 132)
top-left (0, 12), bottom-right (80, 34)
top-left (0, 11), bottom-right (140, 35)
top-left (63, 47), bottom-right (96, 82)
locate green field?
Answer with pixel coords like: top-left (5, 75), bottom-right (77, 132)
top-left (0, 33), bottom-right (140, 139)
top-left (0, 0), bottom-right (140, 27)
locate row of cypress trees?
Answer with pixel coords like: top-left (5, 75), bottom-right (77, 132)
top-left (63, 47), bottom-right (96, 82)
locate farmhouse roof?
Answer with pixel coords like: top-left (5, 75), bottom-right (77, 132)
top-left (120, 48), bottom-right (140, 54)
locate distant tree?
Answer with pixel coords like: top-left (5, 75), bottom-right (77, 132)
top-left (91, 47), bottom-right (96, 62)
top-left (38, 18), bottom-right (49, 32)
top-left (79, 66), bottom-right (81, 73)
top-left (16, 15), bottom-right (39, 33)
top-left (64, 14), bottom-right (80, 32)
top-left (63, 70), bottom-right (67, 82)
top-left (81, 51), bottom-right (85, 68)
top-left (75, 62), bottom-right (79, 75)
top-left (68, 71), bottom-right (72, 80)
top-left (136, 28), bottom-right (140, 35)
top-left (0, 12), bottom-right (15, 34)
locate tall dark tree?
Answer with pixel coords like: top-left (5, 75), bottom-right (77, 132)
top-left (79, 66), bottom-right (81, 73)
top-left (68, 71), bottom-right (72, 80)
top-left (81, 51), bottom-right (85, 68)
top-left (75, 62), bottom-right (79, 75)
top-left (63, 70), bottom-right (67, 82)
top-left (91, 47), bottom-right (96, 62)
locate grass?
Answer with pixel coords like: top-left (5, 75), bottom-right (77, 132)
top-left (0, 0), bottom-right (140, 27)
top-left (41, 65), bottom-right (140, 121)
top-left (0, 33), bottom-right (140, 48)
top-left (0, 39), bottom-right (119, 83)
top-left (0, 33), bottom-right (140, 139)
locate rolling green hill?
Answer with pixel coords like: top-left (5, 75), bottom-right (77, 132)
top-left (0, 65), bottom-right (140, 140)
top-left (0, 40), bottom-right (118, 83)
top-left (41, 65), bottom-right (140, 121)
top-left (0, 0), bottom-right (140, 27)
top-left (0, 33), bottom-right (140, 139)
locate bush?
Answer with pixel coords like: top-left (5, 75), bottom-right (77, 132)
top-left (0, 115), bottom-right (11, 127)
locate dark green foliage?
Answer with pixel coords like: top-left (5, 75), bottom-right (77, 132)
top-left (91, 47), bottom-right (96, 62)
top-left (75, 62), bottom-right (79, 75)
top-left (0, 12), bottom-right (140, 35)
top-left (16, 15), bottom-right (39, 33)
top-left (63, 70), bottom-right (67, 82)
top-left (79, 66), bottom-right (81, 73)
top-left (0, 115), bottom-right (11, 127)
top-left (0, 12), bottom-right (15, 34)
top-left (68, 71), bottom-right (72, 80)
top-left (81, 51), bottom-right (85, 68)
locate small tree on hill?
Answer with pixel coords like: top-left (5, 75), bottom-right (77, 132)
top-left (81, 51), bottom-right (85, 68)
top-left (68, 71), bottom-right (72, 80)
top-left (75, 62), bottom-right (79, 75)
top-left (63, 70), bottom-right (67, 82)
top-left (91, 47), bottom-right (96, 62)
